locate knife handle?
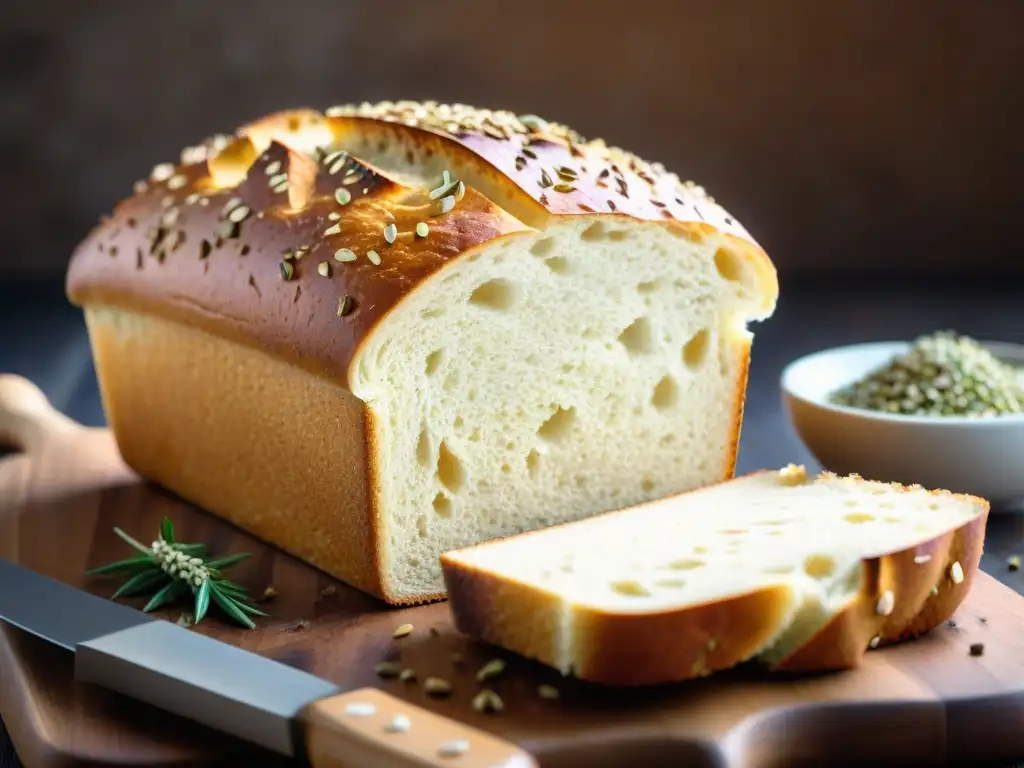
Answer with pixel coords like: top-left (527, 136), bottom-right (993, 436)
top-left (302, 688), bottom-right (537, 768)
top-left (0, 374), bottom-right (80, 454)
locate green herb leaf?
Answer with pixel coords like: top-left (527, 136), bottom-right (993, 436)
top-left (229, 599), bottom-right (269, 618)
top-left (174, 543), bottom-right (206, 557)
top-left (161, 517), bottom-right (175, 544)
top-left (113, 527), bottom-right (155, 556)
top-left (210, 583), bottom-right (256, 629)
top-left (212, 581), bottom-right (252, 600)
top-left (85, 555), bottom-right (155, 576)
top-left (203, 553), bottom-right (251, 571)
top-left (111, 569), bottom-right (169, 600)
top-left (143, 580), bottom-right (186, 612)
top-left (194, 579), bottom-right (211, 623)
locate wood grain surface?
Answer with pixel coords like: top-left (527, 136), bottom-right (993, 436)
top-left (2, 373), bottom-right (1024, 768)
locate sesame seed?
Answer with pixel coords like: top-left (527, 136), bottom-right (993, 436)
top-left (415, 222), bottom-right (429, 237)
top-left (328, 212), bottom-right (342, 221)
top-left (519, 113), bottom-right (549, 132)
top-left (439, 195), bottom-right (455, 214)
top-left (471, 689), bottom-right (504, 714)
top-left (914, 554), bottom-right (932, 564)
top-left (437, 740), bottom-right (469, 758)
top-left (950, 561), bottom-right (964, 584)
top-left (393, 623), bottom-right (413, 638)
top-left (423, 677), bottom-right (452, 696)
top-left (324, 224), bottom-right (342, 236)
top-left (337, 295), bottom-right (355, 316)
top-left (150, 163), bottom-right (174, 182)
top-left (184, 193), bottom-right (200, 205)
top-left (1009, 555), bottom-right (1021, 571)
top-left (334, 248), bottom-right (356, 262)
top-left (522, 148), bottom-right (538, 159)
top-left (556, 166), bottom-right (577, 181)
top-left (454, 181), bottom-right (465, 201)
top-left (344, 702), bottom-right (376, 717)
top-left (167, 175), bottom-right (187, 190)
top-left (374, 661), bottom-right (403, 678)
top-left (342, 170), bottom-right (362, 185)
top-left (384, 714), bottom-right (411, 733)
top-left (399, 668), bottom-right (416, 682)
top-left (475, 658), bottom-right (506, 682)
top-left (280, 261), bottom-right (294, 281)
top-left (317, 261), bottom-right (331, 277)
top-left (324, 149), bottom-right (348, 165)
top-left (199, 240), bottom-right (212, 259)
top-left (429, 179), bottom-right (459, 200)
top-left (969, 642), bottom-right (985, 656)
top-left (869, 636), bottom-right (880, 648)
top-left (272, 179), bottom-right (289, 193)
top-left (515, 156), bottom-right (527, 171)
top-left (228, 205), bottom-right (251, 223)
top-left (537, 684), bottom-right (560, 700)
top-left (539, 170), bottom-right (553, 188)
top-left (329, 158), bottom-right (347, 175)
top-left (553, 183), bottom-right (576, 193)
top-left (383, 223), bottom-right (398, 243)
top-left (366, 249), bottom-right (381, 265)
top-left (161, 209), bottom-right (180, 227)
top-left (133, 180), bottom-right (148, 194)
top-left (335, 188), bottom-right (352, 205)
top-left (264, 161), bottom-right (282, 176)
top-left (876, 590), bottom-right (895, 616)
top-left (268, 173), bottom-right (288, 187)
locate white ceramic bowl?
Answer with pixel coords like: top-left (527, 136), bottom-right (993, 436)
top-left (781, 340), bottom-right (1024, 507)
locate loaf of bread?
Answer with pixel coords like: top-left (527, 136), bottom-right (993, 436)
top-left (441, 465), bottom-right (988, 685)
top-left (65, 101), bottom-right (778, 604)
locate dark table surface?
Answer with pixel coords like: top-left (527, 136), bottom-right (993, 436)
top-left (3, 274), bottom-right (1024, 767)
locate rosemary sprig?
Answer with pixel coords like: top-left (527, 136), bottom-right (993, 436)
top-left (85, 517), bottom-right (267, 629)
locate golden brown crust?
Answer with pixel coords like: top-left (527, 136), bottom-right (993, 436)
top-left (67, 120), bottom-right (529, 385)
top-left (442, 472), bottom-right (989, 686)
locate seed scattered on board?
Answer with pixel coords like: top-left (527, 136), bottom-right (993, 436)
top-left (476, 658), bottom-right (506, 682)
top-left (1009, 555), bottom-right (1021, 572)
top-left (374, 661), bottom-right (403, 678)
top-left (437, 739), bottom-right (470, 758)
top-left (384, 714), bottom-right (411, 734)
top-left (537, 684), bottom-right (560, 700)
top-left (424, 677), bottom-right (453, 696)
top-left (344, 702), bottom-right (376, 717)
top-left (471, 689), bottom-right (504, 714)
top-left (393, 623), bottom-right (414, 639)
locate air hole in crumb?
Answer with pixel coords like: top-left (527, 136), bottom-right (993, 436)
top-left (843, 499), bottom-right (858, 507)
top-left (804, 554), bottom-right (836, 579)
top-left (651, 375), bottom-right (679, 409)
top-left (608, 229), bottom-right (628, 242)
top-left (637, 280), bottom-right (660, 294)
top-left (655, 579), bottom-right (686, 589)
top-left (719, 528), bottom-right (748, 535)
top-left (884, 516), bottom-right (901, 523)
top-left (844, 512), bottom-right (876, 524)
top-left (660, 433), bottom-right (676, 445)
top-left (694, 545), bottom-right (710, 554)
top-left (665, 559), bottom-right (705, 571)
top-left (880, 502), bottom-right (895, 510)
top-left (469, 278), bottom-right (516, 310)
top-left (422, 307), bottom-right (445, 319)
top-left (436, 441), bottom-right (465, 493)
top-left (580, 221), bottom-right (608, 241)
top-left (759, 520), bottom-right (791, 526)
top-left (545, 256), bottom-right (570, 273)
top-left (468, 429), bottom-right (481, 442)
top-left (501, 464), bottom-right (511, 473)
top-left (618, 317), bottom-right (654, 356)
top-left (443, 372), bottom-right (458, 392)
top-left (530, 237), bottom-right (555, 258)
top-left (683, 329), bottom-right (711, 369)
top-left (767, 530), bottom-right (784, 536)
top-left (641, 477), bottom-right (655, 493)
top-left (526, 449), bottom-right (541, 477)
top-left (714, 246), bottom-right (745, 282)
top-left (432, 492), bottom-right (452, 518)
top-left (609, 580), bottom-right (650, 597)
top-left (537, 406), bottom-right (576, 442)
top-left (575, 475), bottom-right (586, 488)
top-left (416, 427), bottom-right (432, 467)
top-left (928, 503), bottom-right (941, 511)
top-left (763, 564), bottom-right (795, 575)
top-left (416, 516), bottom-right (428, 537)
top-left (425, 349), bottom-right (444, 375)
top-left (453, 416), bottom-right (464, 430)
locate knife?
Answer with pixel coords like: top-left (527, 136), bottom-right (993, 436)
top-left (0, 559), bottom-right (536, 768)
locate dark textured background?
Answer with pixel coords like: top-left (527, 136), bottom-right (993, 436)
top-left (1, 0), bottom-right (1023, 280)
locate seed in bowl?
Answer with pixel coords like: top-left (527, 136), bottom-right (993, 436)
top-left (829, 331), bottom-right (1024, 417)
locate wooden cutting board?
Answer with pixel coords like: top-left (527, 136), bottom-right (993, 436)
top-left (2, 373), bottom-right (1024, 768)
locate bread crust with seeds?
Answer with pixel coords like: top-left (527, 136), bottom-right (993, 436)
top-left (441, 470), bottom-right (989, 686)
top-left (66, 101), bottom-right (778, 603)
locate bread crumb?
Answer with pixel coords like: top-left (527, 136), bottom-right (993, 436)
top-left (778, 463), bottom-right (808, 485)
top-left (260, 586), bottom-right (278, 602)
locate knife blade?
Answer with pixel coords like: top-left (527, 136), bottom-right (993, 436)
top-left (0, 559), bottom-right (536, 768)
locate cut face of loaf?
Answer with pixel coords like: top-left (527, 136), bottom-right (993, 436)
top-left (441, 467), bottom-right (989, 686)
top-left (65, 102), bottom-right (778, 604)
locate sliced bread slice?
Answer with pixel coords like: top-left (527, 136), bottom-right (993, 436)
top-left (440, 465), bottom-right (988, 686)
